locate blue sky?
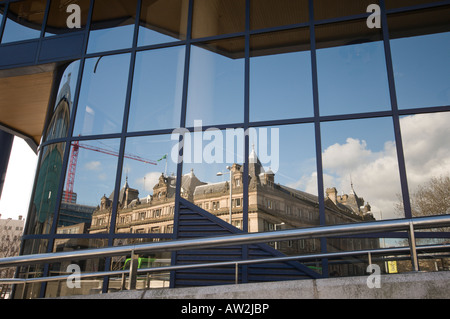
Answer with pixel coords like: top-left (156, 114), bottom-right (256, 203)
top-left (1, 18), bottom-right (449, 221)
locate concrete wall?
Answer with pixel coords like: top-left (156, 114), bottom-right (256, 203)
top-left (61, 271), bottom-right (450, 299)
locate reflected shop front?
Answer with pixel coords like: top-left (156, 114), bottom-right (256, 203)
top-left (0, 0), bottom-right (449, 298)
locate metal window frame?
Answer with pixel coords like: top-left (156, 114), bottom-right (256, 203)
top-left (1, 0), bottom-right (448, 297)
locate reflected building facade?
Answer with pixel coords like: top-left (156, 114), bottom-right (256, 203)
top-left (0, 0), bottom-right (449, 298)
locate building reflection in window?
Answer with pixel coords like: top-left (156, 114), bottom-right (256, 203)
top-left (321, 117), bottom-right (403, 222)
top-left (26, 143), bottom-right (66, 235)
top-left (138, 0), bottom-right (188, 46)
top-left (128, 46), bottom-right (185, 132)
top-left (89, 134), bottom-right (179, 235)
top-left (86, 0), bottom-right (138, 53)
top-left (73, 53), bottom-right (131, 137)
top-left (45, 61), bottom-right (80, 142)
top-left (181, 128), bottom-right (245, 227)
top-left (1, 0), bottom-right (45, 44)
top-left (186, 37), bottom-right (245, 127)
top-left (57, 138), bottom-right (120, 234)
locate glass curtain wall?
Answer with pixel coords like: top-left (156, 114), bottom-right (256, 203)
top-left (15, 0), bottom-right (450, 297)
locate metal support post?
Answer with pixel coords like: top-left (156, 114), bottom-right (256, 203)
top-left (235, 263), bottom-right (239, 284)
top-left (128, 251), bottom-right (139, 290)
top-left (408, 221), bottom-right (419, 272)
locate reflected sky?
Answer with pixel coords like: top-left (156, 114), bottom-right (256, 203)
top-left (317, 40), bottom-right (391, 115)
top-left (390, 31), bottom-right (450, 109)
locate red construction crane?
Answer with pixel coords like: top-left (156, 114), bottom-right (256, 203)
top-left (63, 141), bottom-right (157, 203)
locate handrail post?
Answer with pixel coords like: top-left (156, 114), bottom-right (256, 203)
top-left (128, 251), bottom-right (139, 290)
top-left (408, 221), bottom-right (419, 272)
top-left (235, 263), bottom-right (239, 284)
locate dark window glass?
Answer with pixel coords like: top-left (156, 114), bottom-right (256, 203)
top-left (186, 37), bottom-right (245, 127)
top-left (87, 0), bottom-right (138, 53)
top-left (321, 117), bottom-right (403, 221)
top-left (191, 0), bottom-right (245, 39)
top-left (138, 0), bottom-right (188, 46)
top-left (73, 53), bottom-right (131, 137)
top-left (250, 28), bottom-right (313, 122)
top-left (59, 138), bottom-right (120, 234)
top-left (128, 46), bottom-right (185, 132)
top-left (388, 6), bottom-right (450, 109)
top-left (1, 0), bottom-right (46, 44)
top-left (45, 0), bottom-right (90, 37)
top-left (250, 0), bottom-right (309, 30)
top-left (315, 20), bottom-right (390, 115)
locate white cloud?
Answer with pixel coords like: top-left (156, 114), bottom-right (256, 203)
top-left (84, 160), bottom-right (102, 171)
top-left (317, 112), bottom-right (450, 219)
top-left (135, 171), bottom-right (162, 195)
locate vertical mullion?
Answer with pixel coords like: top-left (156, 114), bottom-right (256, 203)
top-left (309, 0), bottom-right (328, 278)
top-left (379, 0), bottom-right (412, 219)
top-left (171, 0), bottom-right (194, 288)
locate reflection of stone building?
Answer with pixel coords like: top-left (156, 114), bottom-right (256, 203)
top-left (90, 149), bottom-right (378, 267)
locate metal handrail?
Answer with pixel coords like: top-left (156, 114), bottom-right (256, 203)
top-left (1, 215), bottom-right (449, 269)
top-left (0, 243), bottom-right (448, 287)
top-left (0, 215), bottom-right (449, 296)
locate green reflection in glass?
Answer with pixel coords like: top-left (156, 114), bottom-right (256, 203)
top-left (26, 143), bottom-right (66, 235)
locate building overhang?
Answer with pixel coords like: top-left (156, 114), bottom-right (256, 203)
top-left (0, 64), bottom-right (58, 153)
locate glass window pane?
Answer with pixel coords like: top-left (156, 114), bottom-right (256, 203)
top-left (0, 4), bottom-right (4, 38)
top-left (400, 112), bottom-right (450, 217)
top-left (316, 20), bottom-right (390, 116)
top-left (59, 138), bottom-right (120, 234)
top-left (128, 46), bottom-right (185, 132)
top-left (45, 61), bottom-right (80, 141)
top-left (112, 135), bottom-right (179, 234)
top-left (388, 7), bottom-right (450, 109)
top-left (73, 53), bottom-right (131, 137)
top-left (26, 143), bottom-right (66, 235)
top-left (138, 0), bottom-right (188, 46)
top-left (250, 28), bottom-right (313, 122)
top-left (250, 0), bottom-right (309, 30)
top-left (247, 124), bottom-right (318, 236)
top-left (314, 0), bottom-right (378, 21)
top-left (1, 0), bottom-right (45, 44)
top-left (86, 0), bottom-right (137, 54)
top-left (186, 37), bottom-right (245, 127)
top-left (321, 118), bottom-right (403, 222)
top-left (45, 0), bottom-right (90, 37)
top-left (182, 128), bottom-right (245, 227)
top-left (191, 0), bottom-right (245, 39)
